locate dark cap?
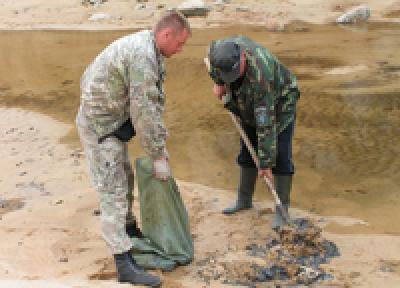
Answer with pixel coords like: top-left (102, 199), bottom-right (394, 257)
top-left (209, 40), bottom-right (242, 84)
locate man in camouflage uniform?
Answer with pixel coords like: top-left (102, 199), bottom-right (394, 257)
top-left (76, 10), bottom-right (190, 287)
top-left (206, 36), bottom-right (300, 230)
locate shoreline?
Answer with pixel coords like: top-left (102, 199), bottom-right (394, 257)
top-left (0, 18), bottom-right (399, 31)
top-left (0, 0), bottom-right (398, 31)
top-left (1, 107), bottom-right (399, 287)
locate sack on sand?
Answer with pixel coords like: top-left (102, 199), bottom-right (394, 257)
top-left (130, 157), bottom-right (194, 271)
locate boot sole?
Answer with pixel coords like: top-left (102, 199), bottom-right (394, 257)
top-left (222, 206), bottom-right (253, 215)
top-left (119, 279), bottom-right (161, 287)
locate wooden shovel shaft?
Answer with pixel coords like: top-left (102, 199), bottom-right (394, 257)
top-left (229, 112), bottom-right (283, 206)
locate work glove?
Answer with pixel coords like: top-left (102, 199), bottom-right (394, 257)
top-left (153, 157), bottom-right (171, 181)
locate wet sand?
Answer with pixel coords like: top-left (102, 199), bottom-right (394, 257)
top-left (1, 107), bottom-right (400, 287)
top-left (0, 12), bottom-right (400, 285)
top-left (1, 23), bottom-right (399, 235)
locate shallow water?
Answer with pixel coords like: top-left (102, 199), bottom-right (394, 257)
top-left (0, 23), bottom-right (399, 234)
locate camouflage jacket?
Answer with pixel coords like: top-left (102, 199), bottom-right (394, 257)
top-left (79, 30), bottom-right (168, 159)
top-left (209, 36), bottom-right (300, 169)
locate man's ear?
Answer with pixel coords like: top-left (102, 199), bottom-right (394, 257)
top-left (240, 51), bottom-right (246, 75)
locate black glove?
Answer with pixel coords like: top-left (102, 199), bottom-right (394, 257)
top-left (98, 118), bottom-right (136, 144)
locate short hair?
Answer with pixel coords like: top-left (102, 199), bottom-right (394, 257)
top-left (154, 9), bottom-right (191, 35)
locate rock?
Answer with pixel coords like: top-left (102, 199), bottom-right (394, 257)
top-left (89, 13), bottom-right (112, 21)
top-left (93, 209), bottom-right (101, 216)
top-left (157, 3), bottom-right (165, 9)
top-left (258, 207), bottom-right (273, 216)
top-left (135, 3), bottom-right (146, 10)
top-left (59, 257), bottom-right (69, 263)
top-left (62, 80), bottom-right (73, 85)
top-left (336, 5), bottom-right (371, 24)
top-left (236, 6), bottom-right (249, 12)
top-left (213, 0), bottom-right (226, 12)
top-left (177, 0), bottom-right (210, 17)
top-left (294, 26), bottom-right (310, 32)
top-left (82, 0), bottom-right (105, 6)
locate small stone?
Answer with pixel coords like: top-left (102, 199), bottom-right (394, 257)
top-left (93, 209), bottom-right (101, 216)
top-left (82, 0), bottom-right (104, 6)
top-left (213, 0), bottom-right (226, 11)
top-left (379, 265), bottom-right (394, 273)
top-left (59, 257), bottom-right (69, 263)
top-left (258, 207), bottom-right (273, 216)
top-left (349, 271), bottom-right (361, 278)
top-left (18, 171), bottom-right (27, 176)
top-left (178, 0), bottom-right (210, 17)
top-left (135, 3), bottom-right (146, 10)
top-left (89, 13), bottom-right (112, 21)
top-left (236, 6), bottom-right (249, 12)
top-left (61, 80), bottom-right (73, 85)
top-left (336, 5), bottom-right (371, 24)
top-left (156, 3), bottom-right (165, 9)
top-left (294, 26), bottom-right (310, 32)
top-left (56, 200), bottom-right (63, 205)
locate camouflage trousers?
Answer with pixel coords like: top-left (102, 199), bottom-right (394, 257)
top-left (76, 111), bottom-right (135, 254)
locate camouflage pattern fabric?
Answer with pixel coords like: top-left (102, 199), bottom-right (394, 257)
top-left (76, 30), bottom-right (167, 253)
top-left (78, 29), bottom-right (168, 160)
top-left (208, 36), bottom-right (300, 169)
top-left (77, 113), bottom-right (135, 254)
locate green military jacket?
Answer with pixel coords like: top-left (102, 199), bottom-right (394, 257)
top-left (208, 36), bottom-right (300, 169)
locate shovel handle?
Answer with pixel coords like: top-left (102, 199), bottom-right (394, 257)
top-left (230, 113), bottom-right (291, 223)
top-left (229, 112), bottom-right (283, 206)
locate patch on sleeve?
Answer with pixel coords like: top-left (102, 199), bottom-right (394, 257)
top-left (255, 107), bottom-right (268, 126)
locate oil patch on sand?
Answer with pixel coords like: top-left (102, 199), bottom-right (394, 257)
top-left (196, 218), bottom-right (339, 286)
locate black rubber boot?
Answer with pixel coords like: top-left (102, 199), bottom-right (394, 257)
top-left (114, 251), bottom-right (161, 287)
top-left (272, 175), bottom-right (292, 230)
top-left (223, 167), bottom-right (258, 215)
top-left (126, 220), bottom-right (144, 238)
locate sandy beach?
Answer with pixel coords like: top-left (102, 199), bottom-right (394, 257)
top-left (1, 1), bottom-right (400, 287)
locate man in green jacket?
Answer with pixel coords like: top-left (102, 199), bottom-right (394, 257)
top-left (206, 36), bottom-right (300, 230)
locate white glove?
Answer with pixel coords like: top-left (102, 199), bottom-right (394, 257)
top-left (153, 158), bottom-right (171, 181)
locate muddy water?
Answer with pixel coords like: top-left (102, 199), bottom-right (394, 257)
top-left (0, 23), bottom-right (399, 234)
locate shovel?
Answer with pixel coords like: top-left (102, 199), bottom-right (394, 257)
top-left (229, 112), bottom-right (291, 225)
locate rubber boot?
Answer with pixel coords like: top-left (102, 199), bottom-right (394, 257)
top-left (223, 167), bottom-right (258, 215)
top-left (272, 175), bottom-right (292, 231)
top-left (114, 251), bottom-right (161, 287)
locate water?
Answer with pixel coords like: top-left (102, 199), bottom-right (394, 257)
top-left (0, 23), bottom-right (399, 234)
